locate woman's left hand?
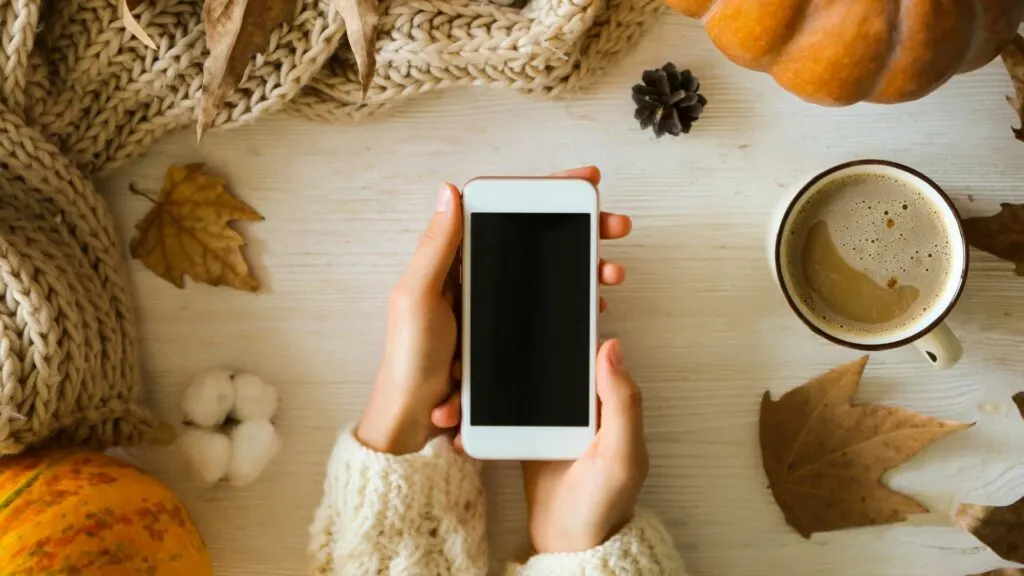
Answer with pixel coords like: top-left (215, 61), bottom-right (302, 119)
top-left (357, 183), bottom-right (464, 454)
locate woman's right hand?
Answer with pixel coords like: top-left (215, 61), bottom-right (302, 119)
top-left (521, 339), bottom-right (650, 553)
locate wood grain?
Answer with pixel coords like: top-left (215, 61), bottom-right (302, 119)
top-left (96, 15), bottom-right (1024, 576)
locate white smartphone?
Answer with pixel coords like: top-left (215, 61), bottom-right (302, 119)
top-left (460, 177), bottom-right (599, 460)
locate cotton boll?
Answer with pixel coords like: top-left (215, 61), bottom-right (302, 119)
top-left (231, 372), bottom-right (279, 421)
top-left (182, 369), bottom-right (235, 427)
top-left (226, 420), bottom-right (281, 487)
top-left (178, 427), bottom-right (231, 486)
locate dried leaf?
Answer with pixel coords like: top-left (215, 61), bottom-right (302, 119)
top-left (760, 356), bottom-right (971, 538)
top-left (959, 497), bottom-right (1024, 572)
top-left (1001, 34), bottom-right (1024, 143)
top-left (122, 0), bottom-right (157, 50)
top-left (197, 0), bottom-right (296, 138)
top-left (129, 164), bottom-right (263, 291)
top-left (955, 394), bottom-right (1024, 575)
top-left (963, 204), bottom-right (1024, 276)
top-left (337, 0), bottom-right (378, 97)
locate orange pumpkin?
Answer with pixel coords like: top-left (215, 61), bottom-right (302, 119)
top-left (0, 450), bottom-right (212, 575)
top-left (669, 0), bottom-right (1024, 105)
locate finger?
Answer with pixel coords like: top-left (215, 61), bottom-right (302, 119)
top-left (552, 166), bottom-right (601, 185)
top-left (451, 360), bottom-right (462, 380)
top-left (442, 247), bottom-right (461, 308)
top-left (595, 339), bottom-right (644, 457)
top-left (600, 213), bottom-right (632, 240)
top-left (599, 260), bottom-right (626, 285)
top-left (600, 297), bottom-right (608, 313)
top-left (453, 431), bottom-right (464, 453)
top-left (430, 391), bottom-right (462, 429)
top-left (401, 183), bottom-right (463, 292)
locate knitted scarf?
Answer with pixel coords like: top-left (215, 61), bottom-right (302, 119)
top-left (0, 0), bottom-right (662, 454)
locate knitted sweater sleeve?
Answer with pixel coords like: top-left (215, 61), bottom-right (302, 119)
top-left (308, 427), bottom-right (488, 576)
top-left (506, 509), bottom-right (688, 575)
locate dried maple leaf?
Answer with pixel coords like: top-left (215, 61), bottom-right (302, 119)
top-left (959, 497), bottom-right (1024, 574)
top-left (1002, 34), bottom-right (1024, 143)
top-left (122, 0), bottom-right (157, 50)
top-left (197, 0), bottom-right (296, 138)
top-left (337, 0), bottom-right (379, 97)
top-left (760, 356), bottom-right (971, 538)
top-left (963, 204), bottom-right (1024, 276)
top-left (955, 393), bottom-right (1024, 576)
top-left (129, 164), bottom-right (263, 291)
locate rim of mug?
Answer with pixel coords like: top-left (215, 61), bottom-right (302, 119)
top-left (773, 159), bottom-right (969, 352)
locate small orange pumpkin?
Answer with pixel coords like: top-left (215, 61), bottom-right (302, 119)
top-left (669, 0), bottom-right (1024, 105)
top-left (0, 450), bottom-right (212, 576)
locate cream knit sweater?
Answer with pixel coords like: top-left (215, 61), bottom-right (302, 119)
top-left (310, 427), bottom-right (688, 575)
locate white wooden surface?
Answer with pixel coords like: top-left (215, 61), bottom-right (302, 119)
top-left (96, 14), bottom-right (1024, 576)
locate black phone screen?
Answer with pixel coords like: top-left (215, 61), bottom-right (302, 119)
top-left (469, 212), bottom-right (591, 427)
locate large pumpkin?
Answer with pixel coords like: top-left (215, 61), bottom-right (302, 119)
top-left (0, 450), bottom-right (212, 575)
top-left (669, 0), bottom-right (1024, 105)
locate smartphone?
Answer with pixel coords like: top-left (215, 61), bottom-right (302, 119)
top-left (460, 177), bottom-right (598, 460)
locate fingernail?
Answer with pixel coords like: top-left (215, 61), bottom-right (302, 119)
top-left (437, 184), bottom-right (453, 212)
top-left (607, 340), bottom-right (625, 370)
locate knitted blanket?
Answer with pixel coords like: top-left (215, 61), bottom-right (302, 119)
top-left (0, 0), bottom-right (662, 454)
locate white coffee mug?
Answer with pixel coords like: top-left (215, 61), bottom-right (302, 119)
top-left (767, 160), bottom-right (968, 369)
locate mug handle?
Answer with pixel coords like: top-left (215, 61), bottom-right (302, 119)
top-left (912, 322), bottom-right (962, 370)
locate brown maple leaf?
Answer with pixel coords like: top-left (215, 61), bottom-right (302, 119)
top-left (959, 499), bottom-right (1024, 575)
top-left (337, 0), bottom-right (379, 98)
top-left (197, 0), bottom-right (296, 138)
top-left (956, 393), bottom-right (1024, 576)
top-left (1002, 34), bottom-right (1024, 143)
top-left (129, 163), bottom-right (263, 291)
top-left (760, 356), bottom-right (971, 538)
top-left (963, 204), bottom-right (1024, 276)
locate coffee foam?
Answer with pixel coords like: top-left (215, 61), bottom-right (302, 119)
top-left (784, 173), bottom-right (953, 337)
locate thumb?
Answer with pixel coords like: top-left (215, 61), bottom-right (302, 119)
top-left (404, 184), bottom-right (462, 291)
top-left (596, 339), bottom-right (644, 455)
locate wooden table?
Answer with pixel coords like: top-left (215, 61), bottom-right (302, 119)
top-left (97, 14), bottom-right (1024, 576)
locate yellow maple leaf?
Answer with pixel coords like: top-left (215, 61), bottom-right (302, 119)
top-left (130, 163), bottom-right (263, 292)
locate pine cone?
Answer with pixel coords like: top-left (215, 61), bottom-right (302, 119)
top-left (633, 63), bottom-right (706, 138)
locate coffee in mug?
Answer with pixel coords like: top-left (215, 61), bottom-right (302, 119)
top-left (785, 173), bottom-right (953, 336)
top-left (769, 161), bottom-right (968, 369)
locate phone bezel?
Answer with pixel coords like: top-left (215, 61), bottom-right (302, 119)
top-left (460, 177), bottom-right (599, 460)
